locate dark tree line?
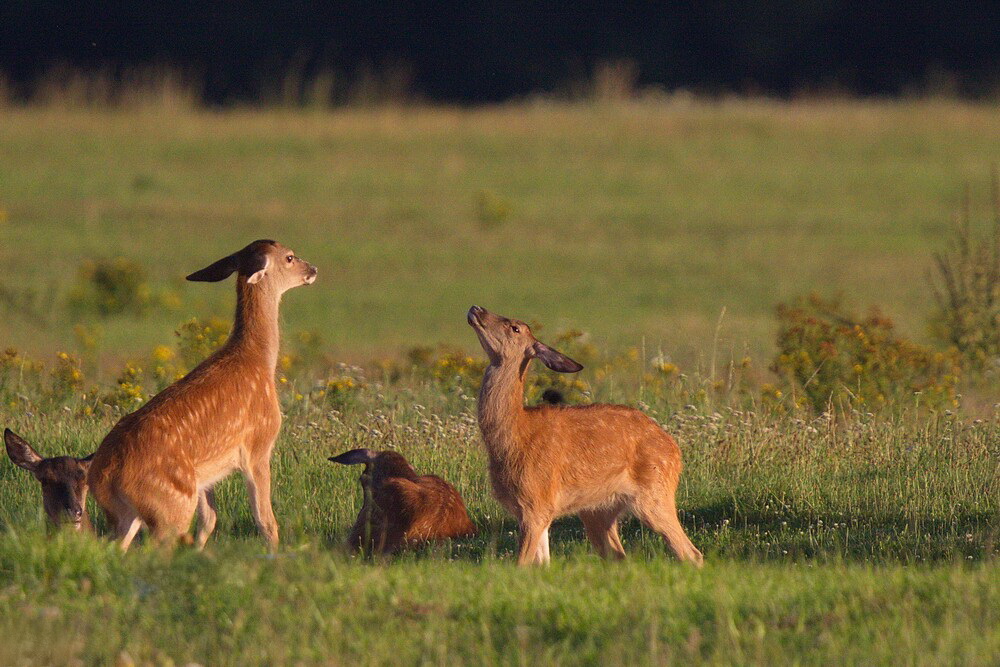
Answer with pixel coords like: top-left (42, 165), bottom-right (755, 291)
top-left (2, 1), bottom-right (998, 104)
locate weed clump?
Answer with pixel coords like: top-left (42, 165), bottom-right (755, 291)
top-left (174, 316), bottom-right (229, 370)
top-left (773, 294), bottom-right (960, 412)
top-left (929, 175), bottom-right (1000, 374)
top-left (474, 189), bottom-right (512, 228)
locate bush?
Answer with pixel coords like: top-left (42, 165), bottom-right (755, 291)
top-left (772, 294), bottom-right (960, 412)
top-left (49, 351), bottom-right (84, 401)
top-left (474, 189), bottom-right (512, 228)
top-left (68, 258), bottom-right (152, 317)
top-left (98, 361), bottom-right (146, 411)
top-left (929, 175), bottom-right (1000, 373)
top-left (174, 316), bottom-right (230, 370)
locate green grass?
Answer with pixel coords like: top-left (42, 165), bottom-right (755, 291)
top-left (1, 101), bottom-right (999, 664)
top-left (1, 386), bottom-right (997, 664)
top-left (2, 101), bottom-right (1000, 364)
top-left (2, 538), bottom-right (997, 665)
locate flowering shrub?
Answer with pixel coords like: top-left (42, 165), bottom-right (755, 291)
top-left (49, 351), bottom-right (85, 400)
top-left (312, 374), bottom-right (364, 410)
top-left (99, 361), bottom-right (147, 411)
top-left (174, 316), bottom-right (230, 369)
top-left (72, 323), bottom-right (102, 350)
top-left (432, 350), bottom-right (488, 392)
top-left (773, 294), bottom-right (961, 412)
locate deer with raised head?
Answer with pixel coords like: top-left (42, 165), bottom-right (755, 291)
top-left (329, 448), bottom-right (476, 555)
top-left (88, 240), bottom-right (316, 550)
top-left (467, 305), bottom-right (703, 567)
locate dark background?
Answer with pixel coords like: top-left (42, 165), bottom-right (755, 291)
top-left (2, 1), bottom-right (999, 104)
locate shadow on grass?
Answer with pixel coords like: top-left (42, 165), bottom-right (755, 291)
top-left (3, 495), bottom-right (994, 565)
top-left (356, 498), bottom-right (998, 566)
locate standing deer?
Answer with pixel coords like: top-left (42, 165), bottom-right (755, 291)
top-left (467, 305), bottom-right (703, 567)
top-left (329, 448), bottom-right (476, 555)
top-left (88, 240), bottom-right (316, 550)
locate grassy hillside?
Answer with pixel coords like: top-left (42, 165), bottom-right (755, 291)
top-left (2, 101), bottom-right (999, 367)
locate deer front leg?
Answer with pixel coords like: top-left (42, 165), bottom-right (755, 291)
top-left (244, 458), bottom-right (279, 551)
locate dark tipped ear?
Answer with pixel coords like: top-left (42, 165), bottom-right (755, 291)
top-left (4, 429), bottom-right (43, 472)
top-left (243, 253), bottom-right (270, 285)
top-left (186, 254), bottom-right (239, 282)
top-left (532, 342), bottom-right (584, 373)
top-left (328, 449), bottom-right (376, 465)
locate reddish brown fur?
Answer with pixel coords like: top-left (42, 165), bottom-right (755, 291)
top-left (88, 240), bottom-right (316, 550)
top-left (330, 449), bottom-right (476, 555)
top-left (5, 428), bottom-right (218, 542)
top-left (468, 305), bottom-right (703, 567)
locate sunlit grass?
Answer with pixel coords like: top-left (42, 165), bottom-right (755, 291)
top-left (2, 101), bottom-right (999, 363)
top-left (0, 383), bottom-right (997, 663)
top-left (2, 101), bottom-right (999, 663)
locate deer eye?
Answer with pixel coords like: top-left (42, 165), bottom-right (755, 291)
top-left (511, 325), bottom-right (520, 333)
top-left (286, 254), bottom-right (294, 263)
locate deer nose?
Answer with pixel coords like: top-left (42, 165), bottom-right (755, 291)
top-left (70, 507), bottom-right (83, 520)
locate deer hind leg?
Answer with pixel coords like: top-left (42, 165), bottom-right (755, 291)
top-left (517, 514), bottom-right (552, 567)
top-left (630, 491), bottom-right (703, 567)
top-left (112, 511), bottom-right (143, 552)
top-left (98, 490), bottom-right (143, 552)
top-left (195, 489), bottom-right (218, 550)
top-left (580, 505), bottom-right (627, 561)
top-left (144, 491), bottom-right (199, 548)
top-left (243, 458), bottom-right (279, 551)
top-left (534, 526), bottom-right (551, 564)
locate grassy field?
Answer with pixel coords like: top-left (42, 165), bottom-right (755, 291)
top-left (2, 101), bottom-right (1000, 364)
top-left (0, 100), bottom-right (999, 664)
top-left (0, 394), bottom-right (997, 664)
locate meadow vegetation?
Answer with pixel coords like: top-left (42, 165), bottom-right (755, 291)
top-left (0, 100), bottom-right (998, 663)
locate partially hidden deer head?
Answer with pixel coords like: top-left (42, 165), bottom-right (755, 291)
top-left (5, 429), bottom-right (93, 531)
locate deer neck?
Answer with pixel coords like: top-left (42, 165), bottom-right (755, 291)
top-left (225, 279), bottom-right (281, 371)
top-left (477, 358), bottom-right (530, 455)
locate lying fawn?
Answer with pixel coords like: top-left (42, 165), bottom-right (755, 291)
top-left (329, 448), bottom-right (476, 555)
top-left (6, 428), bottom-right (219, 545)
top-left (467, 305), bottom-right (703, 566)
top-left (88, 240), bottom-right (316, 550)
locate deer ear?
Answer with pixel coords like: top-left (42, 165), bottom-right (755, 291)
top-left (245, 255), bottom-right (270, 284)
top-left (78, 452), bottom-right (94, 471)
top-left (532, 342), bottom-right (584, 373)
top-left (328, 449), bottom-right (376, 465)
top-left (186, 254), bottom-right (239, 282)
top-left (4, 429), bottom-right (42, 472)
